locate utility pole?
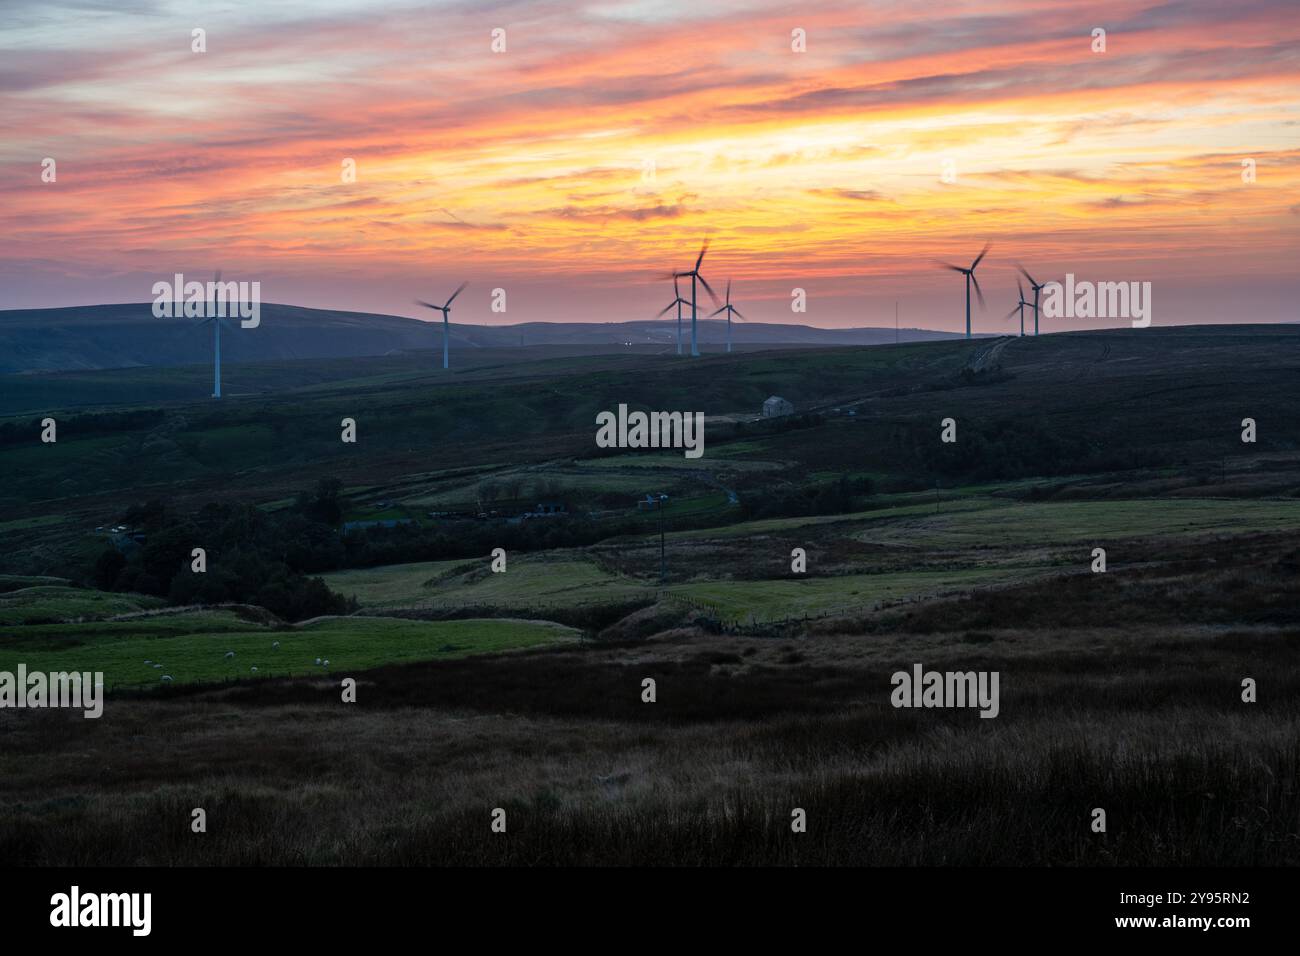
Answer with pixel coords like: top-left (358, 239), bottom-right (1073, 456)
top-left (895, 300), bottom-right (899, 345)
top-left (657, 494), bottom-right (667, 583)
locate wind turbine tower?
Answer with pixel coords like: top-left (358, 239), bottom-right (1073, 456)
top-left (416, 281), bottom-right (468, 369)
top-left (709, 280), bottom-right (746, 353)
top-left (938, 243), bottom-right (990, 339)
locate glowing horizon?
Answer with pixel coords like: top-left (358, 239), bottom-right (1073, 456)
top-left (2, 0), bottom-right (1298, 332)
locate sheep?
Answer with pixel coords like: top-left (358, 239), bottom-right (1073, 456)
top-left (161, 675), bottom-right (173, 682)
top-left (152, 663), bottom-right (162, 669)
top-left (272, 641), bottom-right (280, 650)
top-left (315, 657), bottom-right (322, 666)
top-left (250, 666), bottom-right (258, 673)
top-left (224, 651), bottom-right (235, 660)
top-left (322, 659), bottom-right (330, 668)
top-left (143, 659), bottom-right (152, 666)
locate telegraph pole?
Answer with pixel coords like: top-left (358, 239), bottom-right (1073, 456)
top-left (658, 494), bottom-right (667, 583)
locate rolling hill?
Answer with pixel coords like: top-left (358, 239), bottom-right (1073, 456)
top-left (0, 302), bottom-right (964, 374)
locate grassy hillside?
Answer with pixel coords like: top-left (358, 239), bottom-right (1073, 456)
top-left (0, 608), bottom-right (578, 688)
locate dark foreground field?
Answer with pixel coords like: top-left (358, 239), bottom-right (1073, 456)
top-left (3, 531), bottom-right (1296, 866)
top-left (2, 326), bottom-right (1298, 865)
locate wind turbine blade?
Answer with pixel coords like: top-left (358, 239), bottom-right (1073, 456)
top-left (213, 269), bottom-right (223, 285)
top-left (444, 281), bottom-right (468, 308)
top-left (1017, 263), bottom-right (1039, 287)
top-left (697, 273), bottom-right (720, 305)
top-left (415, 299), bottom-right (446, 312)
top-left (695, 237), bottom-right (710, 271)
top-left (1003, 305), bottom-right (1020, 320)
top-left (934, 260), bottom-right (966, 273)
top-left (1018, 279), bottom-right (1025, 299)
top-left (970, 242), bottom-right (991, 270)
top-left (732, 307), bottom-right (746, 321)
top-left (656, 302), bottom-right (677, 317)
top-left (725, 278), bottom-right (732, 305)
top-left (970, 272), bottom-right (986, 309)
top-left (709, 306), bottom-right (726, 317)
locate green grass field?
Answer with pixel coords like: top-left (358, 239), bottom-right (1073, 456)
top-left (666, 566), bottom-right (1024, 622)
top-left (324, 557), bottom-right (650, 610)
top-left (852, 498), bottom-right (1300, 547)
top-left (0, 613), bottom-right (578, 688)
top-left (0, 586), bottom-right (165, 624)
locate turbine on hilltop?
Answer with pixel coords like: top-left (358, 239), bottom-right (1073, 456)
top-left (1004, 279), bottom-right (1031, 337)
top-left (415, 281), bottom-right (468, 369)
top-left (201, 270), bottom-right (236, 399)
top-left (1017, 264), bottom-right (1047, 336)
top-left (655, 274), bottom-right (691, 356)
top-left (937, 242), bottom-right (990, 340)
top-left (709, 280), bottom-right (746, 354)
top-left (661, 239), bottom-right (719, 357)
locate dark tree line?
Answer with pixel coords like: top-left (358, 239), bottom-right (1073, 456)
top-left (0, 409), bottom-right (166, 445)
top-left (93, 479), bottom-right (354, 621)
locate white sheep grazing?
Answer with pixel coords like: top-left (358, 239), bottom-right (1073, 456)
top-left (322, 659), bottom-right (330, 668)
top-left (315, 657), bottom-right (322, 666)
top-left (152, 663), bottom-right (162, 669)
top-left (224, 651), bottom-right (235, 659)
top-left (272, 641), bottom-right (280, 650)
top-left (161, 675), bottom-right (173, 682)
top-left (251, 666), bottom-right (258, 673)
top-left (144, 659), bottom-right (152, 665)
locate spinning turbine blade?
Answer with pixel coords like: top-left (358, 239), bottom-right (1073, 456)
top-left (970, 242), bottom-right (991, 270)
top-left (697, 273), bottom-right (719, 305)
top-left (970, 271), bottom-right (986, 309)
top-left (694, 238), bottom-right (710, 272)
top-left (444, 281), bottom-right (468, 308)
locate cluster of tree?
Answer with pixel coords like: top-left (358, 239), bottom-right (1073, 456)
top-left (340, 513), bottom-right (644, 569)
top-left (908, 416), bottom-right (1100, 481)
top-left (732, 412), bottom-right (825, 436)
top-left (473, 477), bottom-right (569, 510)
top-left (92, 479), bottom-right (355, 621)
top-left (737, 474), bottom-right (876, 521)
top-left (0, 409), bottom-right (166, 445)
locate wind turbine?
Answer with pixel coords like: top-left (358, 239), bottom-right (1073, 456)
top-left (415, 281), bottom-right (468, 369)
top-left (709, 280), bottom-right (746, 353)
top-left (654, 273), bottom-right (690, 356)
top-left (200, 270), bottom-right (236, 399)
top-left (1004, 279), bottom-right (1031, 337)
top-left (662, 239), bottom-right (718, 357)
top-left (937, 242), bottom-right (990, 339)
top-left (1017, 264), bottom-right (1046, 336)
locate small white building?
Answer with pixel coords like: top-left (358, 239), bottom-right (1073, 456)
top-left (762, 395), bottom-right (794, 418)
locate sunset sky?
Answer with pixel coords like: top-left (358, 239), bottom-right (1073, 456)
top-left (2, 0), bottom-right (1298, 332)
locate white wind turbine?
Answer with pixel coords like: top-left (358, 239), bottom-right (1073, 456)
top-left (661, 239), bottom-right (719, 357)
top-left (709, 280), bottom-right (746, 353)
top-left (416, 281), bottom-right (468, 369)
top-left (655, 274), bottom-right (691, 355)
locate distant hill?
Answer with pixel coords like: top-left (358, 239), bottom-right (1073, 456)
top-left (0, 303), bottom-right (963, 373)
